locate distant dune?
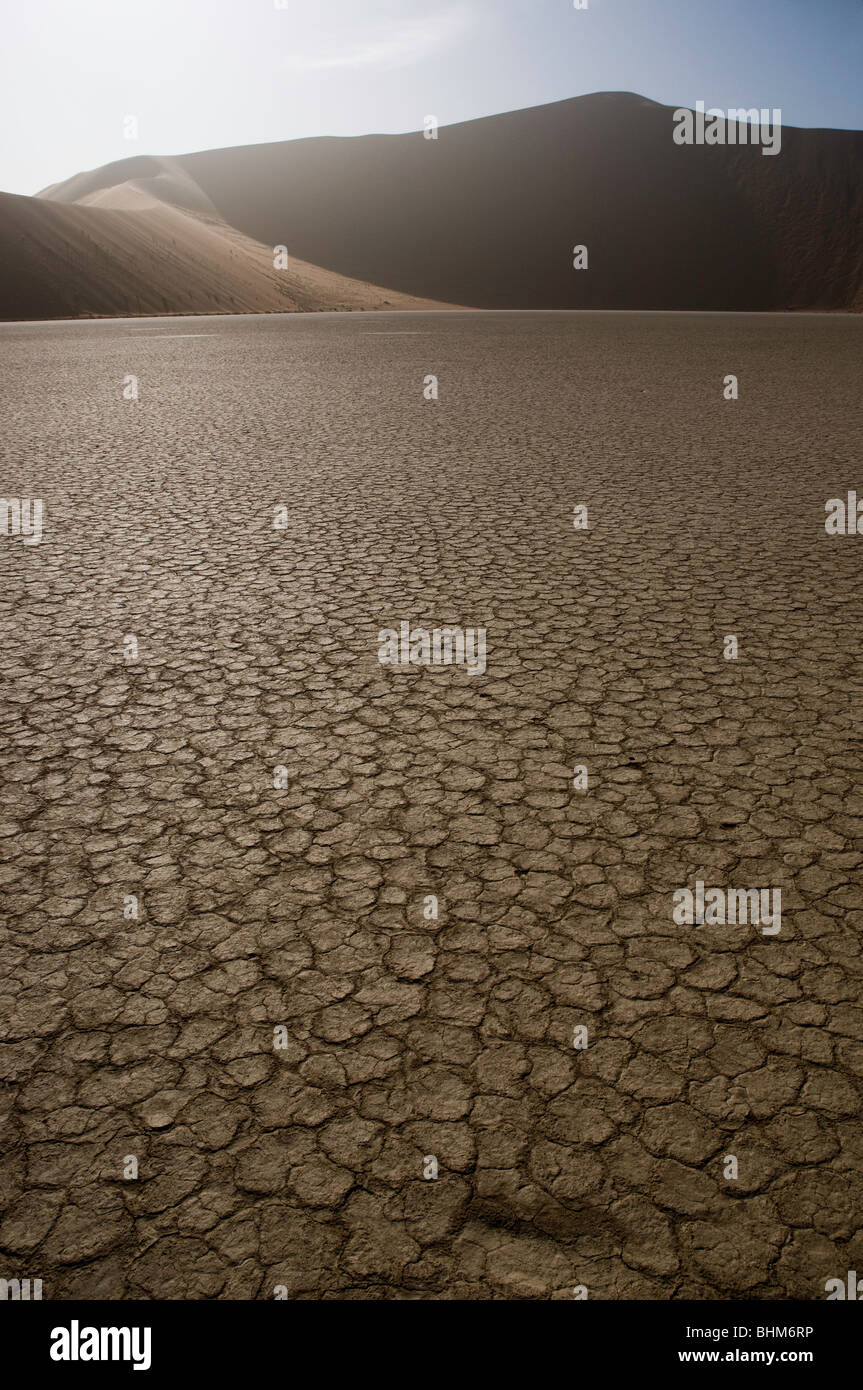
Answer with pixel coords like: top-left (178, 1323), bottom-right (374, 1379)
top-left (4, 92), bottom-right (862, 319)
top-left (0, 177), bottom-right (455, 321)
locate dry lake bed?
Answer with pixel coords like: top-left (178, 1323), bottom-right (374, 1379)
top-left (0, 310), bottom-right (861, 1299)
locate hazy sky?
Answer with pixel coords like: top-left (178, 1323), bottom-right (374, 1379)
top-left (1, 0), bottom-right (861, 195)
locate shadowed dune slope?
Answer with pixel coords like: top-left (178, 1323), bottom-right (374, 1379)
top-left (0, 185), bottom-right (456, 320)
top-left (29, 92), bottom-right (863, 313)
top-left (172, 94), bottom-right (863, 310)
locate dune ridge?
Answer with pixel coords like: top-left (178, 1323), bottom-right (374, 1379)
top-left (0, 182), bottom-right (457, 321)
top-left (3, 92), bottom-right (862, 319)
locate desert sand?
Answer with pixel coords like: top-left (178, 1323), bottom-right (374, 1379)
top-left (0, 177), bottom-right (456, 322)
top-left (34, 92), bottom-right (863, 316)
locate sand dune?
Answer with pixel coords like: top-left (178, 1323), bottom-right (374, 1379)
top-left (46, 92), bottom-right (863, 312)
top-left (39, 153), bottom-right (223, 216)
top-left (0, 182), bottom-right (456, 321)
top-left (178, 91), bottom-right (863, 311)
top-left (7, 91), bottom-right (863, 318)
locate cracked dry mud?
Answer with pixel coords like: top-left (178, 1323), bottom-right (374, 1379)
top-left (0, 310), bottom-right (861, 1301)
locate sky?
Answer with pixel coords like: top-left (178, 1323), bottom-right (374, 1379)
top-left (1, 0), bottom-right (861, 195)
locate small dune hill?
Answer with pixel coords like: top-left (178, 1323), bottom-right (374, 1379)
top-left (0, 175), bottom-right (456, 321)
top-left (39, 153), bottom-right (222, 217)
top-left (13, 92), bottom-right (863, 317)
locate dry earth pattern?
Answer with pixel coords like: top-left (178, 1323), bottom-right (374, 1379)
top-left (0, 310), bottom-right (861, 1300)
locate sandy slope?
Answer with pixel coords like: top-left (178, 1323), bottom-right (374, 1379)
top-left (10, 92), bottom-right (863, 317)
top-left (162, 91), bottom-right (862, 311)
top-left (0, 181), bottom-right (457, 321)
top-left (51, 92), bottom-right (860, 312)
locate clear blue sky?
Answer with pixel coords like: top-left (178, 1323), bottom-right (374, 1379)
top-left (1, 0), bottom-right (860, 196)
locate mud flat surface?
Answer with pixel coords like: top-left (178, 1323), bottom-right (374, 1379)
top-left (0, 310), bottom-right (861, 1299)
